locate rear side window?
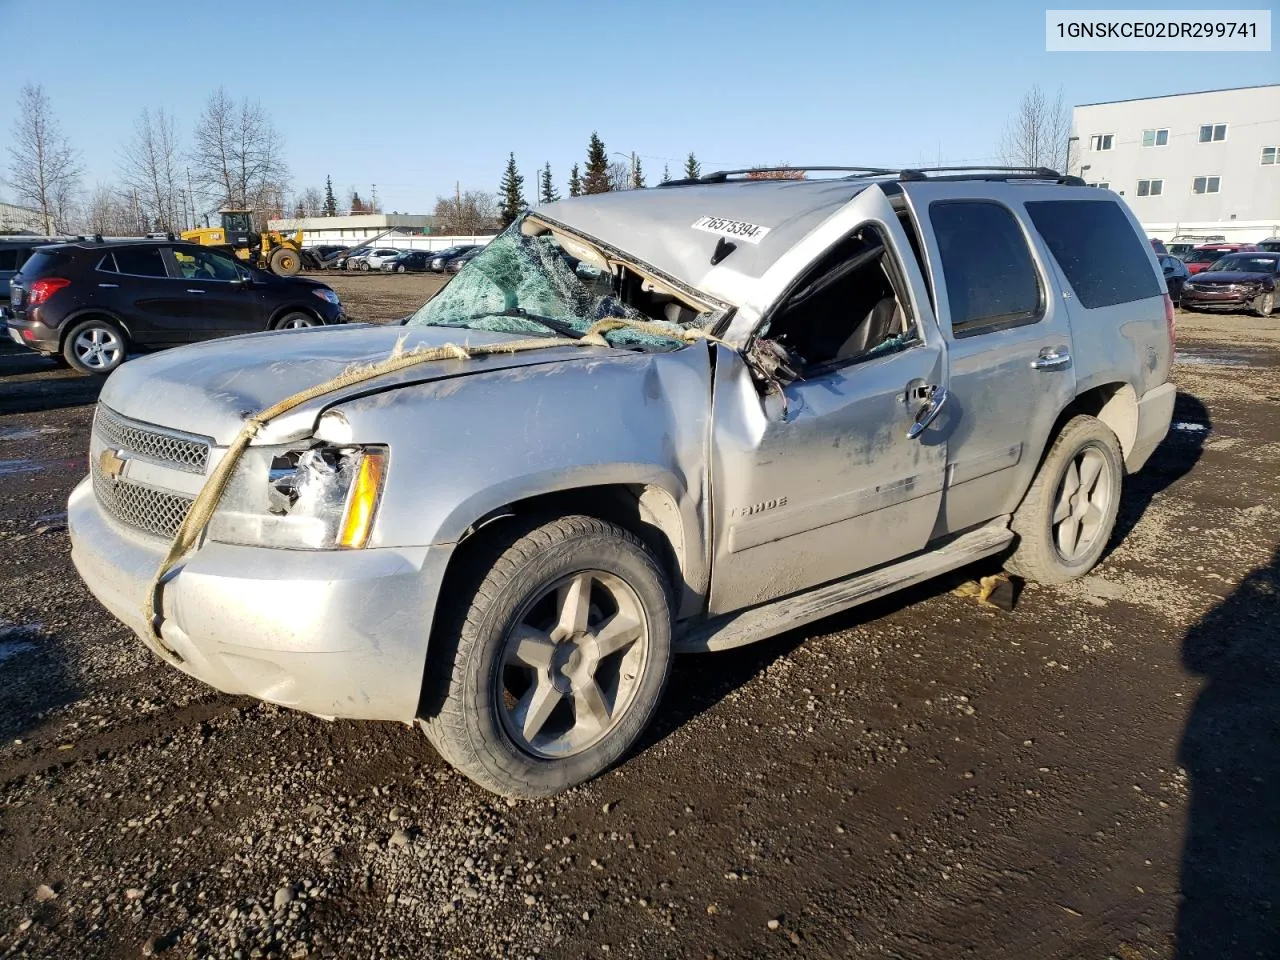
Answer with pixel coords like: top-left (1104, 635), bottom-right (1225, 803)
top-left (97, 253), bottom-right (119, 273)
top-left (112, 246), bottom-right (168, 278)
top-left (1025, 200), bottom-right (1162, 309)
top-left (929, 200), bottom-right (1042, 336)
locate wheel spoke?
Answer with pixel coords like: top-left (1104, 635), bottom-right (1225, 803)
top-left (592, 610), bottom-right (642, 657)
top-left (506, 625), bottom-right (556, 670)
top-left (1078, 451), bottom-right (1103, 497)
top-left (516, 679), bottom-right (562, 742)
top-left (573, 680), bottom-right (611, 735)
top-left (1052, 487), bottom-right (1074, 524)
top-left (1060, 460), bottom-right (1080, 499)
top-left (553, 573), bottom-right (592, 640)
top-left (1079, 502), bottom-right (1104, 541)
top-left (1057, 515), bottom-right (1081, 558)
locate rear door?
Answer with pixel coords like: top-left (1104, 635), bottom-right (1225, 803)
top-left (105, 245), bottom-right (200, 346)
top-left (900, 182), bottom-right (1076, 535)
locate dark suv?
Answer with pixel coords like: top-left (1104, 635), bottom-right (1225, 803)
top-left (1, 237), bottom-right (68, 303)
top-left (5, 239), bottom-right (346, 374)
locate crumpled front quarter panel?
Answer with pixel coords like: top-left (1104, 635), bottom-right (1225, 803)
top-left (326, 346), bottom-right (715, 585)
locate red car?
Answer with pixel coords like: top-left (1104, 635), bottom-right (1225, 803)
top-left (1184, 243), bottom-right (1261, 274)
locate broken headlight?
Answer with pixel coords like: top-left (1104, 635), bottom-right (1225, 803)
top-left (262, 445), bottom-right (387, 549)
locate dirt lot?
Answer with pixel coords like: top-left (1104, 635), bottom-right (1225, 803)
top-left (0, 280), bottom-right (1277, 959)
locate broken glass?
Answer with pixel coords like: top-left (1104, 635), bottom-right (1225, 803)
top-left (406, 221), bottom-right (698, 349)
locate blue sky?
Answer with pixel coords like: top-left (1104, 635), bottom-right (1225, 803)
top-left (0, 0), bottom-right (1275, 213)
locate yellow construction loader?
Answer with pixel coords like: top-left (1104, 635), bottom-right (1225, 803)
top-left (180, 209), bottom-right (307, 276)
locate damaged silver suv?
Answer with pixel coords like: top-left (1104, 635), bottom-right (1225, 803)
top-left (69, 166), bottom-right (1175, 796)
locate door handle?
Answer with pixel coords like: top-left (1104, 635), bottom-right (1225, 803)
top-left (185, 289), bottom-right (206, 294)
top-left (907, 385), bottom-right (947, 439)
top-left (97, 283), bottom-right (119, 288)
top-left (1031, 347), bottom-right (1071, 370)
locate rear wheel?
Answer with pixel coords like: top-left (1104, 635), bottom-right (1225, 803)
top-left (268, 247), bottom-right (301, 276)
top-left (359, 260), bottom-right (371, 272)
top-left (419, 515), bottom-right (672, 797)
top-left (63, 319), bottom-right (126, 375)
top-left (1255, 292), bottom-right (1275, 318)
top-left (1006, 415), bottom-right (1123, 585)
top-left (397, 265), bottom-right (406, 273)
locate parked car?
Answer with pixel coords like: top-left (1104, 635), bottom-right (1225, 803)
top-left (307, 245), bottom-right (348, 267)
top-left (350, 247), bottom-right (402, 272)
top-left (1158, 254), bottom-right (1189, 299)
top-left (428, 245), bottom-right (479, 272)
top-left (1184, 243), bottom-right (1260, 274)
top-left (383, 251), bottom-right (433, 273)
top-left (1, 237), bottom-right (68, 303)
top-left (68, 170), bottom-right (1174, 797)
top-left (6, 239), bottom-right (345, 374)
top-left (334, 247), bottom-right (370, 271)
top-left (445, 246), bottom-right (482, 273)
top-left (1167, 234), bottom-right (1227, 260)
top-left (1150, 238), bottom-right (1168, 256)
top-left (1259, 237), bottom-right (1280, 253)
top-left (1180, 251), bottom-right (1279, 316)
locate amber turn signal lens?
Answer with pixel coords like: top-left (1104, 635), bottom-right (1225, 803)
top-left (338, 450), bottom-right (386, 548)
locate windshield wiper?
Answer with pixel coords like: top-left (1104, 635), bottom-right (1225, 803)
top-left (447, 307), bottom-right (585, 340)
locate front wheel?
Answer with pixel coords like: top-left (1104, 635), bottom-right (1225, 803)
top-left (63, 319), bottom-right (127, 375)
top-left (419, 516), bottom-right (672, 797)
top-left (268, 247), bottom-right (301, 276)
top-left (275, 311), bottom-right (320, 329)
top-left (1006, 415), bottom-right (1123, 585)
top-left (1255, 291), bottom-right (1275, 318)
top-left (359, 261), bottom-right (371, 272)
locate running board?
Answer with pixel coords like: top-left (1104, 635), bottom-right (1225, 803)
top-left (675, 518), bottom-right (1014, 654)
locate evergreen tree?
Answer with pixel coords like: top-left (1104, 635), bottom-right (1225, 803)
top-left (568, 163), bottom-right (581, 197)
top-left (630, 156), bottom-right (646, 189)
top-left (684, 152), bottom-right (701, 179)
top-left (323, 176), bottom-right (338, 216)
top-left (350, 190), bottom-right (365, 214)
top-left (583, 132), bottom-right (610, 194)
top-left (661, 163), bottom-right (671, 183)
top-left (538, 162), bottom-right (559, 204)
top-left (498, 152), bottom-right (527, 227)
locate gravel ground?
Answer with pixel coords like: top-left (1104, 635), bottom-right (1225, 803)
top-left (0, 282), bottom-right (1277, 959)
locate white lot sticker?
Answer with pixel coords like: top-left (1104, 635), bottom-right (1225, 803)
top-left (691, 216), bottom-right (771, 245)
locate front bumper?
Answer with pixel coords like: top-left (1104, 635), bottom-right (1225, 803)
top-left (68, 477), bottom-right (454, 723)
top-left (1181, 289), bottom-right (1261, 310)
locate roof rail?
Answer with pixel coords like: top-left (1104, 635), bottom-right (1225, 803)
top-left (658, 165), bottom-right (1085, 188)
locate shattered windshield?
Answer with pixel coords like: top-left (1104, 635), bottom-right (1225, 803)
top-left (406, 221), bottom-right (705, 349)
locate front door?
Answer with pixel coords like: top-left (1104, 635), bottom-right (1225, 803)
top-left (900, 184), bottom-right (1077, 534)
top-left (165, 247), bottom-right (257, 338)
top-left (708, 186), bottom-right (950, 615)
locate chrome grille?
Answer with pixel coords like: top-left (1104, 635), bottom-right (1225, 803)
top-left (93, 405), bottom-right (210, 474)
top-left (91, 456), bottom-right (194, 540)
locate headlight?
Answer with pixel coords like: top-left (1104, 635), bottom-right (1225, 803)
top-left (312, 288), bottom-right (341, 306)
top-left (209, 444), bottom-right (386, 549)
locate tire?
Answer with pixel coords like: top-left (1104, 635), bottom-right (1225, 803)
top-left (360, 260), bottom-right (371, 272)
top-left (268, 247), bottom-right (301, 277)
top-left (397, 265), bottom-right (406, 273)
top-left (1005, 415), bottom-right (1123, 586)
top-left (1255, 291), bottom-right (1275, 318)
top-left (419, 515), bottom-right (672, 797)
top-left (63, 319), bottom-right (127, 375)
top-left (274, 311), bottom-right (320, 330)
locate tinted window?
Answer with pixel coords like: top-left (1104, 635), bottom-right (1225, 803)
top-left (1025, 200), bottom-right (1163, 309)
top-left (15, 250), bottom-right (64, 277)
top-left (97, 253), bottom-right (119, 273)
top-left (113, 246), bottom-right (168, 278)
top-left (930, 200), bottom-right (1041, 335)
top-left (173, 247), bottom-right (241, 281)
top-left (0, 249), bottom-right (17, 272)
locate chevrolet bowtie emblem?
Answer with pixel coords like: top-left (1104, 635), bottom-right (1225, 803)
top-left (99, 448), bottom-right (128, 479)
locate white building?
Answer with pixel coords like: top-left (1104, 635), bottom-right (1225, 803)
top-left (0, 201), bottom-right (46, 234)
top-left (267, 213), bottom-right (436, 245)
top-left (1070, 84), bottom-right (1280, 242)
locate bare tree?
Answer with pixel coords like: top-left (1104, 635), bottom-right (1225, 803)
top-left (82, 183), bottom-right (137, 236)
top-left (120, 108), bottom-right (182, 231)
top-left (191, 87), bottom-right (289, 212)
top-left (294, 186), bottom-right (324, 218)
top-left (607, 160), bottom-right (632, 192)
top-left (746, 164), bottom-right (806, 180)
top-left (433, 188), bottom-right (498, 235)
top-left (998, 85), bottom-right (1072, 172)
top-left (6, 84), bottom-right (82, 233)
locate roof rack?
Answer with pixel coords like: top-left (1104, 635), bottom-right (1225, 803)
top-left (658, 165), bottom-right (1085, 188)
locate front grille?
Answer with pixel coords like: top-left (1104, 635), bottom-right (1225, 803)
top-left (94, 405), bottom-right (210, 474)
top-left (91, 456), bottom-right (195, 540)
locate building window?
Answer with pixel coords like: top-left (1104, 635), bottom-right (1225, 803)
top-left (1262, 146), bottom-right (1278, 166)
top-left (1089, 134), bottom-right (1114, 151)
top-left (1087, 181), bottom-right (1110, 189)
top-left (1136, 179), bottom-right (1163, 197)
top-left (1192, 176), bottom-right (1221, 195)
top-left (1141, 128), bottom-right (1169, 147)
top-left (1198, 124), bottom-right (1227, 143)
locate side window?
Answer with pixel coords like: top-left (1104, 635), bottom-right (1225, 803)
top-left (929, 200), bottom-right (1042, 337)
top-left (113, 246), bottom-right (168, 278)
top-left (0, 249), bottom-right (17, 272)
top-left (174, 248), bottom-right (240, 281)
top-left (762, 223), bottom-right (919, 371)
top-left (1025, 200), bottom-right (1163, 309)
top-left (97, 253), bottom-right (119, 273)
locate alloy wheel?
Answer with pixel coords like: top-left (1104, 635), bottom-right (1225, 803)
top-left (1052, 446), bottom-right (1114, 562)
top-left (73, 327), bottom-right (124, 370)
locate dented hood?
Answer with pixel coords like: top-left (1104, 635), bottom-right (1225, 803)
top-left (99, 323), bottom-right (625, 446)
